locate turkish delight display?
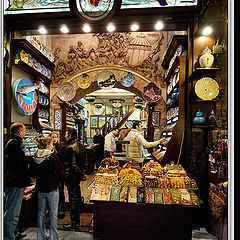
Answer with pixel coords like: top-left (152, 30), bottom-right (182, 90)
top-left (99, 185), bottom-right (112, 201)
top-left (162, 189), bottom-right (173, 204)
top-left (179, 189), bottom-right (192, 205)
top-left (94, 173), bottom-right (118, 185)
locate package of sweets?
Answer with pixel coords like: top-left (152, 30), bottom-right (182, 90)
top-left (128, 186), bottom-right (137, 203)
top-left (154, 189), bottom-right (164, 204)
top-left (145, 188), bottom-right (155, 203)
top-left (162, 189), bottom-right (173, 204)
top-left (119, 186), bottom-right (129, 202)
top-left (188, 189), bottom-right (199, 205)
top-left (137, 187), bottom-right (145, 203)
top-left (110, 185), bottom-right (121, 201)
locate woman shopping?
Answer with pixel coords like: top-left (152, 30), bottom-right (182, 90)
top-left (31, 136), bottom-right (65, 240)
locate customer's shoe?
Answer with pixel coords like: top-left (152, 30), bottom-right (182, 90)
top-left (63, 224), bottom-right (80, 230)
top-left (16, 233), bottom-right (26, 239)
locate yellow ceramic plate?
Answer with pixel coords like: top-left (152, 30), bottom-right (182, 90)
top-left (77, 73), bottom-right (91, 89)
top-left (195, 77), bottom-right (219, 100)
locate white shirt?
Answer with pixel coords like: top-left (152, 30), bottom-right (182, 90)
top-left (104, 132), bottom-right (116, 152)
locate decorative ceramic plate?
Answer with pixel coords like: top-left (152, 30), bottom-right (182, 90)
top-left (97, 70), bottom-right (116, 90)
top-left (121, 72), bottom-right (135, 87)
top-left (142, 82), bottom-right (162, 102)
top-left (57, 82), bottom-right (76, 102)
top-left (77, 73), bottom-right (91, 89)
top-left (195, 77), bottom-right (219, 100)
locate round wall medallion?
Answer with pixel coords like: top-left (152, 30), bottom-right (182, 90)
top-left (195, 77), bottom-right (219, 100)
top-left (121, 72), bottom-right (135, 87)
top-left (57, 82), bottom-right (76, 102)
top-left (12, 78), bottom-right (38, 115)
top-left (70, 0), bottom-right (121, 22)
top-left (97, 70), bottom-right (116, 90)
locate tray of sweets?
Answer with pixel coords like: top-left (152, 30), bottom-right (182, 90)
top-left (145, 188), bottom-right (155, 204)
top-left (169, 189), bottom-right (182, 204)
top-left (162, 189), bottom-right (173, 204)
top-left (179, 189), bottom-right (192, 205)
top-left (154, 189), bottom-right (164, 204)
top-left (99, 185), bottom-right (112, 201)
top-left (110, 185), bottom-right (121, 201)
top-left (128, 186), bottom-right (137, 203)
top-left (119, 186), bottom-right (129, 202)
top-left (188, 189), bottom-right (199, 205)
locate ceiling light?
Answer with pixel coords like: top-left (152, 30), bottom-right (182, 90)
top-left (106, 23), bottom-right (115, 32)
top-left (38, 25), bottom-right (47, 34)
top-left (155, 20), bottom-right (164, 30)
top-left (130, 24), bottom-right (139, 31)
top-left (60, 24), bottom-right (69, 33)
top-left (83, 23), bottom-right (91, 33)
top-left (202, 26), bottom-right (213, 36)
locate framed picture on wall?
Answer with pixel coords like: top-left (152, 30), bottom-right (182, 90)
top-left (90, 116), bottom-right (98, 128)
top-left (98, 116), bottom-right (106, 128)
top-left (152, 111), bottom-right (160, 127)
top-left (105, 105), bottom-right (113, 115)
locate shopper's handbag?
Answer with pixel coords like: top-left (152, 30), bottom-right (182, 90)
top-left (208, 187), bottom-right (226, 219)
top-left (4, 139), bottom-right (18, 182)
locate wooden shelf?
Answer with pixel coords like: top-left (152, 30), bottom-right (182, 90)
top-left (161, 35), bottom-right (187, 69)
top-left (164, 57), bottom-right (179, 84)
top-left (13, 60), bottom-right (51, 82)
top-left (12, 39), bottom-right (55, 69)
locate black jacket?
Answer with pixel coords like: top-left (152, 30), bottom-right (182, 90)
top-left (64, 139), bottom-right (86, 186)
top-left (31, 150), bottom-right (65, 193)
top-left (4, 134), bottom-right (30, 188)
top-left (93, 134), bottom-right (105, 154)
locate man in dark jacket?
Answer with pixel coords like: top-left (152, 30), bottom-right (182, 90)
top-left (4, 123), bottom-right (31, 240)
top-left (63, 129), bottom-right (87, 230)
top-left (92, 128), bottom-right (104, 170)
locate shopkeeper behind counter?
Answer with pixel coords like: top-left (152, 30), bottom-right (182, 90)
top-left (124, 120), bottom-right (164, 164)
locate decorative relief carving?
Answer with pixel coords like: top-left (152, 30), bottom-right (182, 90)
top-left (51, 32), bottom-right (169, 90)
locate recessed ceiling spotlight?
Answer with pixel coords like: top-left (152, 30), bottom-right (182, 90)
top-left (60, 24), bottom-right (69, 33)
top-left (155, 20), bottom-right (164, 30)
top-left (130, 23), bottom-right (139, 31)
top-left (38, 25), bottom-right (47, 34)
top-left (83, 23), bottom-right (91, 33)
top-left (202, 26), bottom-right (213, 36)
top-left (106, 23), bottom-right (116, 32)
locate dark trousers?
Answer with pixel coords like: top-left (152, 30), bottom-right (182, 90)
top-left (58, 180), bottom-right (65, 215)
top-left (104, 150), bottom-right (111, 158)
top-left (95, 151), bottom-right (104, 169)
top-left (66, 184), bottom-right (81, 226)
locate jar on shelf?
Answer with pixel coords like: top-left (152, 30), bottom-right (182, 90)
top-left (199, 46), bottom-right (214, 68)
top-left (193, 109), bottom-right (206, 125)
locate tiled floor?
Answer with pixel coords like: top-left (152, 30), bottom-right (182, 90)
top-left (20, 227), bottom-right (219, 240)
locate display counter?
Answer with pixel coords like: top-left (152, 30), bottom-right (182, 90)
top-left (92, 200), bottom-right (195, 240)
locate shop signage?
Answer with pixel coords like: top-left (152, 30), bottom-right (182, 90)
top-left (12, 78), bottom-right (38, 115)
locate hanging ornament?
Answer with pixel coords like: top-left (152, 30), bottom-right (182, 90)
top-left (109, 99), bottom-right (125, 108)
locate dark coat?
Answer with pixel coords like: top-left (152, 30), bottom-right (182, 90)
top-left (4, 134), bottom-right (30, 188)
top-left (93, 134), bottom-right (105, 154)
top-left (63, 139), bottom-right (86, 186)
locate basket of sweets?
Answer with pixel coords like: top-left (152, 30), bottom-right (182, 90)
top-left (118, 168), bottom-right (142, 178)
top-left (100, 158), bottom-right (119, 169)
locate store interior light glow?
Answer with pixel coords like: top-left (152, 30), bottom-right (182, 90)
top-left (38, 25), bottom-right (47, 34)
top-left (130, 23), bottom-right (139, 31)
top-left (154, 21), bottom-right (164, 30)
top-left (60, 24), bottom-right (69, 33)
top-left (107, 23), bottom-right (116, 32)
top-left (83, 23), bottom-right (91, 33)
top-left (202, 26), bottom-right (213, 36)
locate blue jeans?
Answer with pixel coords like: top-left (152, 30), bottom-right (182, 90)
top-left (4, 187), bottom-right (25, 240)
top-left (37, 190), bottom-right (59, 240)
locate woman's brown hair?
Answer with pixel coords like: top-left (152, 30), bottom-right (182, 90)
top-left (35, 136), bottom-right (53, 149)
